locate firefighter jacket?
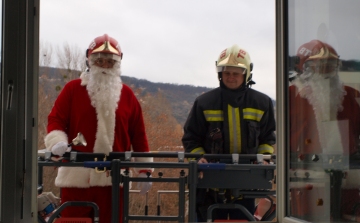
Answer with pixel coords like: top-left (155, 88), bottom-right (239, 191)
top-left (182, 86), bottom-right (276, 157)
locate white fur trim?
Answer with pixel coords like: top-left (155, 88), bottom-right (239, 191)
top-left (292, 77), bottom-right (305, 96)
top-left (80, 71), bottom-right (89, 86)
top-left (55, 167), bottom-right (133, 188)
top-left (89, 170), bottom-right (112, 186)
top-left (88, 169), bottom-right (131, 187)
top-left (133, 157), bottom-right (154, 175)
top-left (93, 111), bottom-right (115, 154)
top-left (55, 167), bottom-right (91, 188)
top-left (85, 68), bottom-right (122, 155)
top-left (44, 130), bottom-right (68, 151)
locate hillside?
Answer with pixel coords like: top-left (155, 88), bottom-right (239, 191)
top-left (121, 76), bottom-right (212, 125)
top-left (39, 67), bottom-right (213, 126)
top-left (39, 66), bottom-right (276, 126)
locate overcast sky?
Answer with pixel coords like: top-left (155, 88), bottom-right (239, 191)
top-left (40, 0), bottom-right (276, 99)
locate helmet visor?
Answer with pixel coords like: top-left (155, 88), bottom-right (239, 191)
top-left (304, 58), bottom-right (339, 73)
top-left (89, 53), bottom-right (121, 68)
top-left (216, 65), bottom-right (246, 75)
top-left (90, 53), bottom-right (121, 62)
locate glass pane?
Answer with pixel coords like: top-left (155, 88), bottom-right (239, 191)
top-left (0, 0), bottom-right (1, 98)
top-left (39, 1), bottom-right (277, 222)
top-left (0, 0), bottom-right (2, 214)
top-left (288, 0), bottom-right (360, 222)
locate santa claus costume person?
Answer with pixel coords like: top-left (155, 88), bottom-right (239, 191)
top-left (289, 39), bottom-right (360, 221)
top-left (45, 34), bottom-right (153, 223)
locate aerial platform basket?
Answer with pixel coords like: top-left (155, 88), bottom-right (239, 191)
top-left (47, 201), bottom-right (99, 223)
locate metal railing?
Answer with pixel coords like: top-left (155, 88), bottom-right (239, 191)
top-left (38, 151), bottom-right (276, 223)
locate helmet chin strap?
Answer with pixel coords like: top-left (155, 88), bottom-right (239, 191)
top-left (247, 80), bottom-right (256, 88)
top-left (246, 73), bottom-right (256, 88)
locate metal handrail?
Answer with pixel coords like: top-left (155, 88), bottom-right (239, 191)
top-left (38, 152), bottom-right (276, 223)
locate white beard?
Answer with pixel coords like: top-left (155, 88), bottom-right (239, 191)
top-left (297, 70), bottom-right (345, 121)
top-left (83, 65), bottom-right (123, 154)
top-left (87, 65), bottom-right (122, 113)
top-left (294, 70), bottom-right (346, 153)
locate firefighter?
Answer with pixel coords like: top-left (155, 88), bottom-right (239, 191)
top-left (44, 34), bottom-right (153, 223)
top-left (289, 39), bottom-right (360, 221)
top-left (182, 44), bottom-right (276, 221)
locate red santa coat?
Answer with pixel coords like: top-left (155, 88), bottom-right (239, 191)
top-left (45, 74), bottom-right (152, 188)
top-left (289, 84), bottom-right (360, 219)
top-left (289, 85), bottom-right (360, 156)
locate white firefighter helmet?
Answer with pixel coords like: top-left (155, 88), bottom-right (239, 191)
top-left (216, 44), bottom-right (253, 85)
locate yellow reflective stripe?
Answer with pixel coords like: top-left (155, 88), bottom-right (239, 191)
top-left (190, 147), bottom-right (205, 155)
top-left (204, 110), bottom-right (223, 121)
top-left (243, 108), bottom-right (264, 122)
top-left (188, 147), bottom-right (205, 161)
top-left (258, 144), bottom-right (274, 154)
top-left (228, 105), bottom-right (241, 154)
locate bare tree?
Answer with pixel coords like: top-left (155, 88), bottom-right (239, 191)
top-left (39, 41), bottom-right (87, 197)
top-left (56, 42), bottom-right (86, 82)
top-left (39, 40), bottom-right (53, 67)
top-left (38, 86), bottom-right (51, 150)
top-left (38, 75), bottom-right (61, 196)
